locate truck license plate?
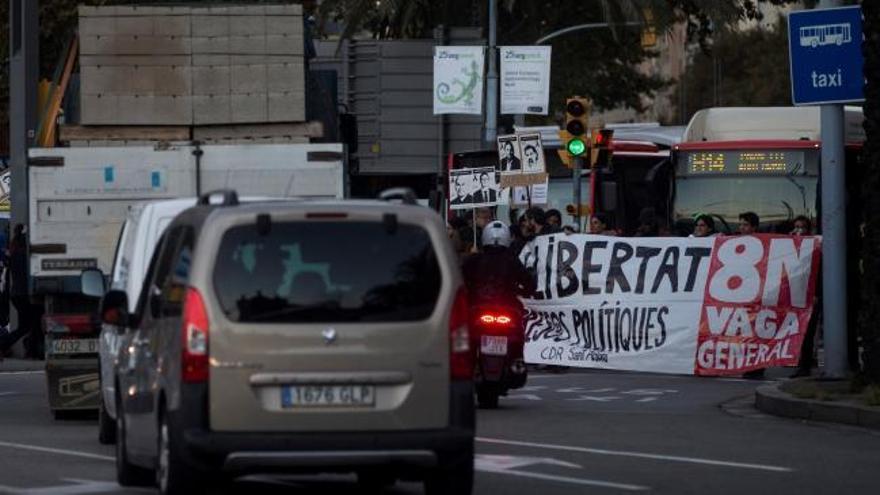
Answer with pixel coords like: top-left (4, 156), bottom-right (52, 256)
top-left (281, 385), bottom-right (375, 408)
top-left (481, 335), bottom-right (508, 356)
top-left (49, 338), bottom-right (99, 355)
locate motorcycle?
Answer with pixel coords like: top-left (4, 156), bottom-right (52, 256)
top-left (471, 304), bottom-right (528, 409)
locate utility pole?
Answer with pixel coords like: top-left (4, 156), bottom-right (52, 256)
top-left (816, 0), bottom-right (849, 378)
top-left (9, 0), bottom-right (39, 282)
top-left (484, 0), bottom-right (498, 146)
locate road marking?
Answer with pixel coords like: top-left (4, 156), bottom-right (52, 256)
top-left (517, 385), bottom-right (548, 392)
top-left (477, 454), bottom-right (581, 470)
top-left (0, 478), bottom-right (127, 494)
top-left (0, 370), bottom-right (44, 376)
top-left (0, 391), bottom-right (18, 397)
top-left (478, 467), bottom-right (649, 491)
top-left (558, 387), bottom-right (616, 393)
top-left (476, 437), bottom-right (794, 472)
top-left (566, 395), bottom-right (621, 402)
top-left (506, 394), bottom-right (543, 401)
top-left (621, 388), bottom-right (678, 396)
top-left (476, 454), bottom-right (648, 491)
top-left (0, 440), bottom-right (114, 463)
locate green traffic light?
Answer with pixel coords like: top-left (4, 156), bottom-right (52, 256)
top-left (567, 138), bottom-right (586, 156)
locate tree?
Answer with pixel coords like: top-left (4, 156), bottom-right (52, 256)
top-left (674, 17), bottom-right (792, 122)
top-left (860, 2), bottom-right (880, 382)
top-left (317, 0), bottom-right (801, 117)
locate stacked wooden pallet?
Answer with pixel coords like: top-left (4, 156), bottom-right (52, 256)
top-left (71, 4), bottom-right (314, 144)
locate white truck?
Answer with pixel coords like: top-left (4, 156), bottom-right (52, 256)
top-left (26, 142), bottom-right (346, 415)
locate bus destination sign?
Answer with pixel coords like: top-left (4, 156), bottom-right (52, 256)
top-left (684, 150), bottom-right (806, 175)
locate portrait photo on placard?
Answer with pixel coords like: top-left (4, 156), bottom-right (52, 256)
top-left (449, 169), bottom-right (475, 209)
top-left (497, 135), bottom-right (522, 173)
top-left (518, 133), bottom-right (545, 174)
top-left (471, 166), bottom-right (499, 205)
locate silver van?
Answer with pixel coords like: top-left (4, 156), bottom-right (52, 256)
top-left (98, 191), bottom-right (475, 494)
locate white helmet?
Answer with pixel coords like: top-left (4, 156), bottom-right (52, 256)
top-left (482, 220), bottom-right (512, 248)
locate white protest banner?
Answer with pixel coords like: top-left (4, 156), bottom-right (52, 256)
top-left (500, 46), bottom-right (552, 115)
top-left (520, 234), bottom-right (821, 376)
top-left (434, 46), bottom-right (485, 115)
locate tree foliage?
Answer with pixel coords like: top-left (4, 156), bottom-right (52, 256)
top-left (674, 17), bottom-right (791, 121)
top-left (317, 0), bottom-right (801, 117)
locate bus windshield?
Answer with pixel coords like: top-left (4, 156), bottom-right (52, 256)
top-left (673, 146), bottom-right (819, 235)
top-left (674, 175), bottom-right (817, 235)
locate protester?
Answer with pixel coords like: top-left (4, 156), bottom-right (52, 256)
top-left (563, 225), bottom-right (578, 235)
top-left (738, 212), bottom-right (764, 379)
top-left (589, 213), bottom-right (617, 236)
top-left (545, 209), bottom-right (562, 229)
top-left (509, 210), bottom-right (532, 256)
top-left (634, 207), bottom-right (660, 237)
top-left (738, 211), bottom-right (760, 235)
top-left (792, 215), bottom-right (819, 377)
top-left (0, 225), bottom-right (41, 359)
top-left (690, 214), bottom-right (718, 238)
top-left (525, 207), bottom-right (561, 237)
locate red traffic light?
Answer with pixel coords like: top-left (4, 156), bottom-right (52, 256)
top-left (594, 129), bottom-right (613, 147)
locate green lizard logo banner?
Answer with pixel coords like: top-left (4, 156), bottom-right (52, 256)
top-left (433, 47), bottom-right (484, 115)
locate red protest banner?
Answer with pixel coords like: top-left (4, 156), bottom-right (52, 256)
top-left (695, 235), bottom-right (822, 375)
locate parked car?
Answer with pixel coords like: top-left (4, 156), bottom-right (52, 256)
top-left (91, 190), bottom-right (475, 494)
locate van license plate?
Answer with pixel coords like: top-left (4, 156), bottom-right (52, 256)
top-left (49, 338), bottom-right (99, 355)
top-left (281, 385), bottom-right (375, 408)
top-left (481, 335), bottom-right (508, 356)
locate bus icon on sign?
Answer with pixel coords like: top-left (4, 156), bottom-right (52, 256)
top-left (799, 23), bottom-right (852, 48)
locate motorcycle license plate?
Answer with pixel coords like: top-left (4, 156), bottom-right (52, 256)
top-left (481, 335), bottom-right (508, 356)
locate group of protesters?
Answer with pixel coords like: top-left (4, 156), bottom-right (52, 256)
top-left (447, 205), bottom-right (822, 378)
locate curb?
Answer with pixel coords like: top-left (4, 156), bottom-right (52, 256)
top-left (755, 382), bottom-right (880, 430)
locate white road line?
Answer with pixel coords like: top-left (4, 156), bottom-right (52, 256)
top-left (0, 391), bottom-right (18, 396)
top-left (0, 370), bottom-right (44, 376)
top-left (0, 440), bottom-right (114, 462)
top-left (479, 467), bottom-right (649, 491)
top-left (476, 437), bottom-right (794, 473)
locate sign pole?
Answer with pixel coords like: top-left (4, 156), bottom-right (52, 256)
top-left (484, 0), bottom-right (498, 146)
top-left (573, 156), bottom-right (583, 228)
top-left (816, 0), bottom-right (848, 378)
top-left (820, 104), bottom-right (848, 378)
top-left (788, 1), bottom-right (862, 377)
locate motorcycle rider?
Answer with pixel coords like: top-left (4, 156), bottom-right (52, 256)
top-left (462, 220), bottom-right (536, 407)
top-left (462, 220), bottom-right (536, 310)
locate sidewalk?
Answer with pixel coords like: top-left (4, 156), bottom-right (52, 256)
top-left (755, 379), bottom-right (880, 430)
top-left (0, 358), bottom-right (46, 373)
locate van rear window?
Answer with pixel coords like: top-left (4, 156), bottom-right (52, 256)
top-left (213, 221), bottom-right (442, 323)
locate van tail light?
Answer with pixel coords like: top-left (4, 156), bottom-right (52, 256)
top-left (182, 287), bottom-right (210, 384)
top-left (449, 286), bottom-right (472, 381)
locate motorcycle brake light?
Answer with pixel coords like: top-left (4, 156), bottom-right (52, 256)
top-left (479, 313), bottom-right (512, 325)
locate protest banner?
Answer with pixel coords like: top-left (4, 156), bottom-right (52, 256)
top-left (520, 234), bottom-right (821, 376)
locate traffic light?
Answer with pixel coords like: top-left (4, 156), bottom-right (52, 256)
top-left (590, 128), bottom-right (614, 169)
top-left (560, 97), bottom-right (590, 167)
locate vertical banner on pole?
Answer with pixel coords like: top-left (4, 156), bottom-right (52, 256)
top-left (433, 46), bottom-right (486, 115)
top-left (499, 46), bottom-right (552, 115)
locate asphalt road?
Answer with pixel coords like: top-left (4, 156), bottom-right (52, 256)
top-left (2, 368), bottom-right (879, 494)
